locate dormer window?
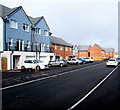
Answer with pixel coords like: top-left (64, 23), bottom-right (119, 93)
top-left (23, 23), bottom-right (29, 32)
top-left (10, 20), bottom-right (18, 29)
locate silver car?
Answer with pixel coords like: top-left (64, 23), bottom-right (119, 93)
top-left (49, 59), bottom-right (67, 67)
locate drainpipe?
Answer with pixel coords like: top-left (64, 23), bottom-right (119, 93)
top-left (10, 51), bottom-right (14, 70)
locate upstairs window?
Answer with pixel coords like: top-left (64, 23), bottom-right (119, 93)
top-left (10, 20), bottom-right (18, 29)
top-left (66, 47), bottom-right (68, 51)
top-left (60, 46), bottom-right (62, 50)
top-left (44, 30), bottom-right (49, 36)
top-left (23, 23), bottom-right (29, 32)
top-left (55, 45), bottom-right (57, 50)
top-left (36, 28), bottom-right (41, 35)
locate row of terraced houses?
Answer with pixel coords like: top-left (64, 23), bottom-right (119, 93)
top-left (0, 4), bottom-right (115, 71)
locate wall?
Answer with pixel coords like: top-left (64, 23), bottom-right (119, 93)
top-left (88, 44), bottom-right (106, 61)
top-left (51, 44), bottom-right (72, 59)
top-left (5, 8), bottom-right (31, 48)
top-left (34, 18), bottom-right (50, 52)
top-left (2, 51), bottom-right (55, 70)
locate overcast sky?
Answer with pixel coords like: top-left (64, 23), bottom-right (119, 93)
top-left (0, 0), bottom-right (119, 52)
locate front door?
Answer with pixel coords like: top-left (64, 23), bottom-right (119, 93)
top-left (13, 55), bottom-right (20, 69)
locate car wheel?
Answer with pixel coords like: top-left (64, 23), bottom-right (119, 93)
top-left (60, 63), bottom-right (63, 67)
top-left (36, 66), bottom-right (40, 72)
top-left (48, 64), bottom-right (52, 67)
top-left (21, 66), bottom-right (26, 72)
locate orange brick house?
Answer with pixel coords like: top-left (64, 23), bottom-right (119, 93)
top-left (73, 44), bottom-right (115, 61)
top-left (50, 36), bottom-right (73, 60)
top-left (88, 44), bottom-right (106, 61)
top-left (104, 48), bottom-right (115, 59)
top-left (77, 45), bottom-right (91, 58)
top-left (88, 44), bottom-right (115, 61)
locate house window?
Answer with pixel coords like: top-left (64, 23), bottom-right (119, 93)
top-left (80, 52), bottom-right (82, 54)
top-left (66, 56), bottom-right (68, 60)
top-left (106, 53), bottom-right (108, 55)
top-left (70, 48), bottom-right (72, 51)
top-left (60, 46), bottom-right (62, 50)
top-left (27, 41), bottom-right (30, 48)
top-left (10, 19), bottom-right (18, 29)
top-left (22, 40), bottom-right (24, 51)
top-left (66, 47), bottom-right (68, 51)
top-left (23, 23), bottom-right (29, 32)
top-left (9, 38), bottom-right (13, 46)
top-left (44, 30), bottom-right (49, 36)
top-left (84, 52), bottom-right (86, 54)
top-left (36, 28), bottom-right (41, 35)
top-left (55, 45), bottom-right (57, 50)
top-left (16, 40), bottom-right (24, 51)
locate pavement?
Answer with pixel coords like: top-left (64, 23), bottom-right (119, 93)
top-left (2, 61), bottom-right (101, 87)
top-left (2, 62), bottom-right (120, 110)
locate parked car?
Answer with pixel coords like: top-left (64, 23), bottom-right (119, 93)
top-left (67, 58), bottom-right (82, 64)
top-left (84, 57), bottom-right (94, 63)
top-left (116, 58), bottom-right (120, 64)
top-left (48, 59), bottom-right (67, 67)
top-left (77, 58), bottom-right (89, 64)
top-left (21, 59), bottom-right (49, 72)
top-left (106, 59), bottom-right (118, 67)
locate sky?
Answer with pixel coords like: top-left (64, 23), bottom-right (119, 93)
top-left (0, 0), bottom-right (119, 52)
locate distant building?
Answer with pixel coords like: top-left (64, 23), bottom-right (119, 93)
top-left (73, 44), bottom-right (115, 61)
top-left (77, 45), bottom-right (91, 58)
top-left (88, 44), bottom-right (106, 61)
top-left (51, 36), bottom-right (73, 60)
top-left (104, 48), bottom-right (115, 59)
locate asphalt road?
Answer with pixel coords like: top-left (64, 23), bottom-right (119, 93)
top-left (2, 62), bottom-right (119, 110)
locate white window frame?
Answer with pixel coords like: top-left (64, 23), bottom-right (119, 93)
top-left (36, 28), bottom-right (41, 35)
top-left (55, 45), bottom-right (57, 50)
top-left (22, 40), bottom-right (24, 51)
top-left (27, 41), bottom-right (31, 48)
top-left (23, 23), bottom-right (29, 32)
top-left (44, 30), bottom-right (49, 36)
top-left (10, 19), bottom-right (18, 29)
top-left (9, 38), bottom-right (13, 46)
top-left (60, 46), bottom-right (62, 50)
top-left (66, 47), bottom-right (68, 51)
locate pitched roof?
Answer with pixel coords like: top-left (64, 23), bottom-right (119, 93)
top-left (28, 16), bottom-right (42, 25)
top-left (0, 4), bottom-right (20, 18)
top-left (95, 44), bottom-right (105, 51)
top-left (51, 36), bottom-right (72, 47)
top-left (104, 48), bottom-right (114, 53)
top-left (78, 45), bottom-right (91, 51)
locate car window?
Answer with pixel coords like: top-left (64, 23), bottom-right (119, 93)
top-left (24, 60), bottom-right (33, 63)
top-left (109, 59), bottom-right (115, 61)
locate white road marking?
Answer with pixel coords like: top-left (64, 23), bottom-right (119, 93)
top-left (1, 63), bottom-right (102, 90)
top-left (67, 66), bottom-right (118, 110)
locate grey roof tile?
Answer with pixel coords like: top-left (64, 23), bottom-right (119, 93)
top-left (0, 4), bottom-right (20, 18)
top-left (77, 45), bottom-right (91, 51)
top-left (51, 36), bottom-right (72, 47)
top-left (104, 48), bottom-right (114, 53)
top-left (28, 16), bottom-right (42, 25)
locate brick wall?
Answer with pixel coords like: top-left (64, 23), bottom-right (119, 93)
top-left (51, 44), bottom-right (72, 59)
